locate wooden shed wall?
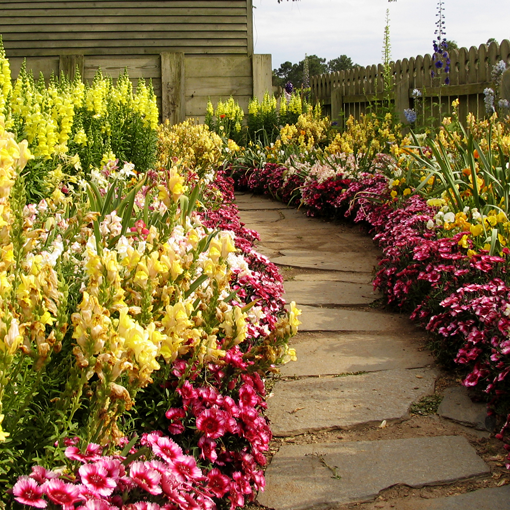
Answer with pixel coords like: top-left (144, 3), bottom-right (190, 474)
top-left (0, 1), bottom-right (273, 123)
top-left (0, 0), bottom-right (253, 56)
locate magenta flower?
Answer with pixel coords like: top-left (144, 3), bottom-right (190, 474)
top-left (238, 384), bottom-right (259, 408)
top-left (129, 461), bottom-right (162, 495)
top-left (151, 435), bottom-right (184, 463)
top-left (196, 408), bottom-right (227, 439)
top-left (198, 435), bottom-right (218, 463)
top-left (44, 478), bottom-right (81, 507)
top-left (77, 500), bottom-right (116, 509)
top-left (165, 407), bottom-right (186, 434)
top-left (78, 463), bottom-right (117, 497)
top-left (12, 476), bottom-right (47, 508)
top-left (206, 468), bottom-right (230, 498)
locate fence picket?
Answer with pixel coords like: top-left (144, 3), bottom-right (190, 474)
top-left (310, 40), bottom-right (510, 125)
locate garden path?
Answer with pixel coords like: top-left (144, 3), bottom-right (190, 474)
top-left (234, 192), bottom-right (510, 510)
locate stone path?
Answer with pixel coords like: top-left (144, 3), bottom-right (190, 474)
top-left (235, 193), bottom-right (510, 510)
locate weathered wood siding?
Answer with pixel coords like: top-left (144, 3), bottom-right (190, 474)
top-left (0, 1), bottom-right (274, 123)
top-left (0, 0), bottom-right (252, 56)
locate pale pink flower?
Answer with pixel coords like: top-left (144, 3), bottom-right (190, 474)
top-left (29, 465), bottom-right (59, 485)
top-left (77, 500), bottom-right (115, 509)
top-left (151, 436), bottom-right (184, 463)
top-left (172, 456), bottom-right (203, 482)
top-left (43, 478), bottom-right (81, 507)
top-left (12, 476), bottom-right (47, 508)
top-left (129, 461), bottom-right (162, 495)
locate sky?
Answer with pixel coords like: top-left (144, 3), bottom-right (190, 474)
top-left (252, 0), bottom-right (510, 72)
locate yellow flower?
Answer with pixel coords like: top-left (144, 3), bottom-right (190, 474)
top-left (470, 223), bottom-right (483, 237)
top-left (289, 301), bottom-right (301, 335)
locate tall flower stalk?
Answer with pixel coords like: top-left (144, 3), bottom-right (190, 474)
top-left (432, 0), bottom-right (451, 85)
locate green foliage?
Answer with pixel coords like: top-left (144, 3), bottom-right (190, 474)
top-left (272, 54), bottom-right (357, 89)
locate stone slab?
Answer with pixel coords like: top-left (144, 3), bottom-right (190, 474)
top-left (297, 306), bottom-right (416, 332)
top-left (238, 209), bottom-right (286, 223)
top-left (280, 332), bottom-right (433, 377)
top-left (283, 279), bottom-right (380, 306)
top-left (438, 386), bottom-right (489, 431)
top-left (272, 249), bottom-right (379, 273)
top-left (382, 486), bottom-right (510, 509)
top-left (257, 436), bottom-right (490, 510)
top-left (267, 368), bottom-right (437, 436)
top-left (234, 196), bottom-right (290, 210)
top-left (293, 271), bottom-right (374, 285)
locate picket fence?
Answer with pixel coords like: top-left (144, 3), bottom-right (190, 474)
top-left (310, 40), bottom-right (510, 126)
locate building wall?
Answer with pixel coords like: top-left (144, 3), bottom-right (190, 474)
top-left (0, 0), bottom-right (272, 122)
top-left (0, 0), bottom-right (253, 57)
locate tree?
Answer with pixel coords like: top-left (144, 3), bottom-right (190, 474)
top-left (328, 55), bottom-right (356, 73)
top-left (273, 54), bottom-right (355, 88)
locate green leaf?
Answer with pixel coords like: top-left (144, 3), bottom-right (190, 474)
top-left (184, 274), bottom-right (209, 299)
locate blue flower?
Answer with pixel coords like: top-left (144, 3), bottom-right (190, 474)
top-left (284, 82), bottom-right (294, 94)
top-left (404, 108), bottom-right (417, 124)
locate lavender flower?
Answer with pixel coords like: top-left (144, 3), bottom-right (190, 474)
top-left (412, 89), bottom-right (422, 98)
top-left (404, 108), bottom-right (417, 124)
top-left (484, 88), bottom-right (495, 114)
top-left (491, 60), bottom-right (507, 81)
top-left (498, 98), bottom-right (509, 110)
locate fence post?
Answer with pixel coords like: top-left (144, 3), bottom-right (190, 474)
top-left (161, 52), bottom-right (185, 125)
top-left (59, 55), bottom-right (84, 81)
top-left (331, 87), bottom-right (344, 128)
top-left (502, 68), bottom-right (510, 103)
top-left (394, 76), bottom-right (410, 122)
top-left (252, 54), bottom-right (272, 101)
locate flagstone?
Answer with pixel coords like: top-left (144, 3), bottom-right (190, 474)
top-left (272, 249), bottom-right (379, 273)
top-left (267, 368), bottom-right (437, 436)
top-left (280, 332), bottom-right (433, 377)
top-left (283, 279), bottom-right (380, 306)
top-left (438, 386), bottom-right (489, 431)
top-left (257, 436), bottom-right (489, 510)
top-left (234, 195), bottom-right (290, 210)
top-left (292, 271), bottom-right (374, 285)
top-left (380, 485), bottom-right (510, 509)
top-left (297, 305), bottom-right (416, 332)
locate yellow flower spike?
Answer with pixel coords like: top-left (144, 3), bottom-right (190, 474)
top-left (4, 317), bottom-right (22, 355)
top-left (233, 306), bottom-right (247, 345)
top-left (289, 301), bottom-right (301, 335)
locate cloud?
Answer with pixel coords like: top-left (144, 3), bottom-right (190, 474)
top-left (253, 0), bottom-right (510, 70)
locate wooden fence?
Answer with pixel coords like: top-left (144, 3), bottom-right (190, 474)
top-left (311, 40), bottom-right (510, 127)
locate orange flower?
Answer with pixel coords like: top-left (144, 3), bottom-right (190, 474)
top-left (473, 149), bottom-right (479, 159)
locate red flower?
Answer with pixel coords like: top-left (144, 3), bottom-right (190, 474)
top-left (196, 408), bottom-right (227, 439)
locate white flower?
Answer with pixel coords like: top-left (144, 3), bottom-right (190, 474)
top-left (444, 212), bottom-right (455, 223)
top-left (426, 219), bottom-right (435, 229)
top-left (119, 162), bottom-right (136, 179)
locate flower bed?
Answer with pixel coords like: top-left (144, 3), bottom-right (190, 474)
top-left (229, 116), bottom-right (510, 468)
top-left (0, 46), bottom-right (299, 508)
